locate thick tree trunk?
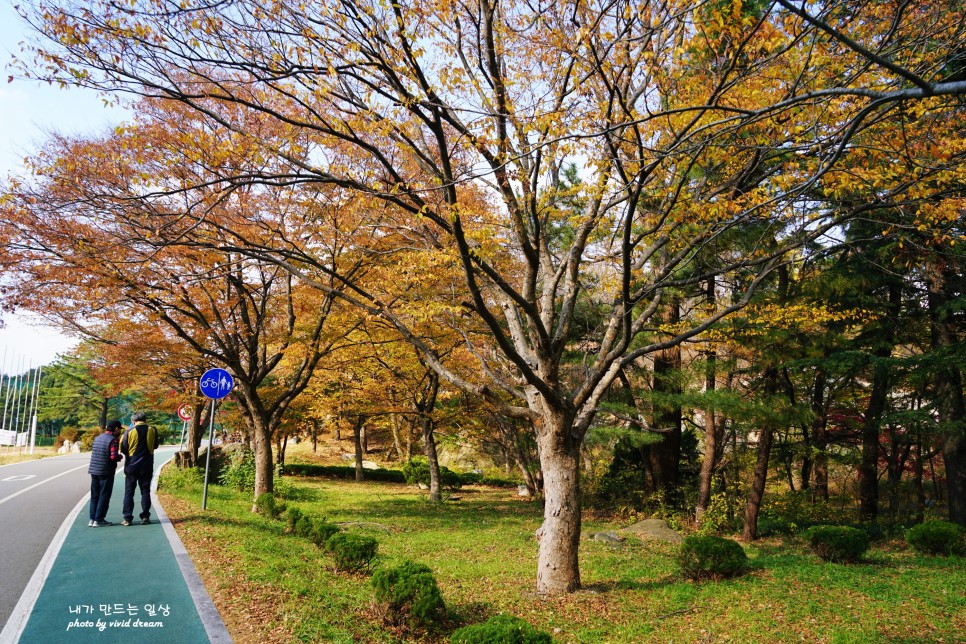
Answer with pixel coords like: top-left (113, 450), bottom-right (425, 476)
top-left (423, 417), bottom-right (442, 502)
top-left (98, 397), bottom-right (108, 430)
top-left (534, 415), bottom-right (582, 595)
top-left (742, 425), bottom-right (775, 541)
top-left (252, 415), bottom-right (274, 504)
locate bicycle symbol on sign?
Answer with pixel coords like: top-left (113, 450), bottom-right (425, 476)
top-left (199, 368), bottom-right (234, 400)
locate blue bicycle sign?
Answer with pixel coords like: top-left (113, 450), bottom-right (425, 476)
top-left (199, 368), bottom-right (234, 399)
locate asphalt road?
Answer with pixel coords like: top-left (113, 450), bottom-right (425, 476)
top-left (0, 454), bottom-right (94, 629)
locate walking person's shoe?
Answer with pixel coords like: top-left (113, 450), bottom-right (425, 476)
top-left (91, 520), bottom-right (114, 527)
top-left (120, 519), bottom-right (132, 526)
top-left (141, 517), bottom-right (151, 525)
top-left (88, 520), bottom-right (95, 527)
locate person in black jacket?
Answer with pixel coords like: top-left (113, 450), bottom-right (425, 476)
top-left (119, 412), bottom-right (160, 526)
top-left (88, 420), bottom-right (123, 527)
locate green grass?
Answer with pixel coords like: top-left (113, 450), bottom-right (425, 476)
top-left (157, 472), bottom-right (966, 643)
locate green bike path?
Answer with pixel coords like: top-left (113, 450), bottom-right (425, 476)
top-left (6, 448), bottom-right (231, 643)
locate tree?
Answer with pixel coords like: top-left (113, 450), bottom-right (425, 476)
top-left (15, 0), bottom-right (966, 594)
top-left (0, 103), bottom-right (364, 502)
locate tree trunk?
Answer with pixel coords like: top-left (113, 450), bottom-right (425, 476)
top-left (648, 300), bottom-right (682, 495)
top-left (812, 369), bottom-right (829, 501)
top-left (423, 417), bottom-right (442, 502)
top-left (696, 346), bottom-right (718, 522)
top-left (390, 414), bottom-right (404, 462)
top-left (743, 369), bottom-right (778, 541)
top-left (252, 415), bottom-right (274, 504)
top-left (353, 415), bottom-right (365, 482)
top-left (914, 430), bottom-right (925, 524)
top-left (311, 419), bottom-right (318, 453)
top-left (859, 356), bottom-right (890, 522)
top-left (742, 424), bottom-right (775, 541)
top-left (534, 421), bottom-right (582, 595)
top-left (927, 262), bottom-right (966, 526)
top-left (420, 373), bottom-right (442, 502)
top-left (98, 397), bottom-right (108, 430)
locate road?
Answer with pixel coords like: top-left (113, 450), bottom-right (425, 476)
top-left (0, 454), bottom-right (94, 629)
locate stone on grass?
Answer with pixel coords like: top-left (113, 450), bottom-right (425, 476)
top-left (623, 518), bottom-right (683, 544)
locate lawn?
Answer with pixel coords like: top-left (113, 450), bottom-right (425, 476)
top-left (156, 461), bottom-right (965, 643)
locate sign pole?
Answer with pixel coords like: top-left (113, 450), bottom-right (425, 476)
top-left (202, 398), bottom-right (216, 510)
top-left (198, 367), bottom-right (234, 511)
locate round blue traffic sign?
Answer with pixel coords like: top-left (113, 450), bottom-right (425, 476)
top-left (200, 368), bottom-right (234, 399)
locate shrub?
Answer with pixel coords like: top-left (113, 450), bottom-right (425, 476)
top-left (372, 560), bottom-right (445, 627)
top-left (451, 615), bottom-right (552, 643)
top-left (326, 532), bottom-right (378, 573)
top-left (55, 427), bottom-right (82, 450)
top-left (160, 465), bottom-right (204, 491)
top-left (906, 520), bottom-right (965, 556)
top-left (285, 506), bottom-right (305, 533)
top-left (79, 429), bottom-right (98, 452)
top-left (218, 446), bottom-right (256, 492)
top-left (295, 515), bottom-right (315, 539)
top-left (804, 525), bottom-right (870, 563)
top-left (402, 458), bottom-right (462, 489)
top-left (254, 493), bottom-right (286, 519)
top-left (310, 520), bottom-right (340, 548)
top-left (678, 535), bottom-right (748, 580)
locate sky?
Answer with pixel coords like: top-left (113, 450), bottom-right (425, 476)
top-left (0, 2), bottom-right (128, 372)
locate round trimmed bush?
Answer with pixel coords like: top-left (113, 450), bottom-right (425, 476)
top-left (310, 520), bottom-right (340, 548)
top-left (326, 532), bottom-right (378, 573)
top-left (372, 560), bottom-right (445, 627)
top-left (678, 535), bottom-right (748, 580)
top-left (804, 525), bottom-right (869, 563)
top-left (906, 520), bottom-right (965, 556)
top-left (451, 615), bottom-right (552, 643)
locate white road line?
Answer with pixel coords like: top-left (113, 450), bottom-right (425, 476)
top-left (0, 464), bottom-right (88, 506)
top-left (0, 494), bottom-right (89, 643)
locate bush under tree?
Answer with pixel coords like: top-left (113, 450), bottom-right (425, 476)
top-left (906, 520), bottom-right (965, 556)
top-left (326, 532), bottom-right (378, 573)
top-left (450, 615), bottom-right (552, 643)
top-left (804, 526), bottom-right (870, 563)
top-left (677, 535), bottom-right (748, 580)
top-left (371, 560), bottom-right (445, 627)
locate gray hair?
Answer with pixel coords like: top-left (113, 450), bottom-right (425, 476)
top-left (132, 412), bottom-right (147, 422)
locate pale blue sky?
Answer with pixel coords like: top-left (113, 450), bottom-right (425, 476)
top-left (1, 2), bottom-right (127, 369)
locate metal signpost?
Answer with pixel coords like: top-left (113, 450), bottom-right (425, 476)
top-left (176, 403), bottom-right (193, 451)
top-left (199, 368), bottom-right (234, 510)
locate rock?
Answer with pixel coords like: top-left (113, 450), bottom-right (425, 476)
top-left (70, 442), bottom-right (82, 454)
top-left (589, 530), bottom-right (624, 543)
top-left (362, 460), bottom-right (379, 470)
top-left (623, 518), bottom-right (683, 544)
top-left (517, 485), bottom-right (531, 497)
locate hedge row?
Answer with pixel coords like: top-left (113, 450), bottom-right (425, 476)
top-left (283, 463), bottom-right (519, 488)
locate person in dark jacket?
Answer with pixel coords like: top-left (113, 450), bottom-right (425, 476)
top-left (119, 411), bottom-right (160, 526)
top-left (88, 420), bottom-right (123, 527)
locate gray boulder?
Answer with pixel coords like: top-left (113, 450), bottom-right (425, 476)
top-left (623, 518), bottom-right (683, 543)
